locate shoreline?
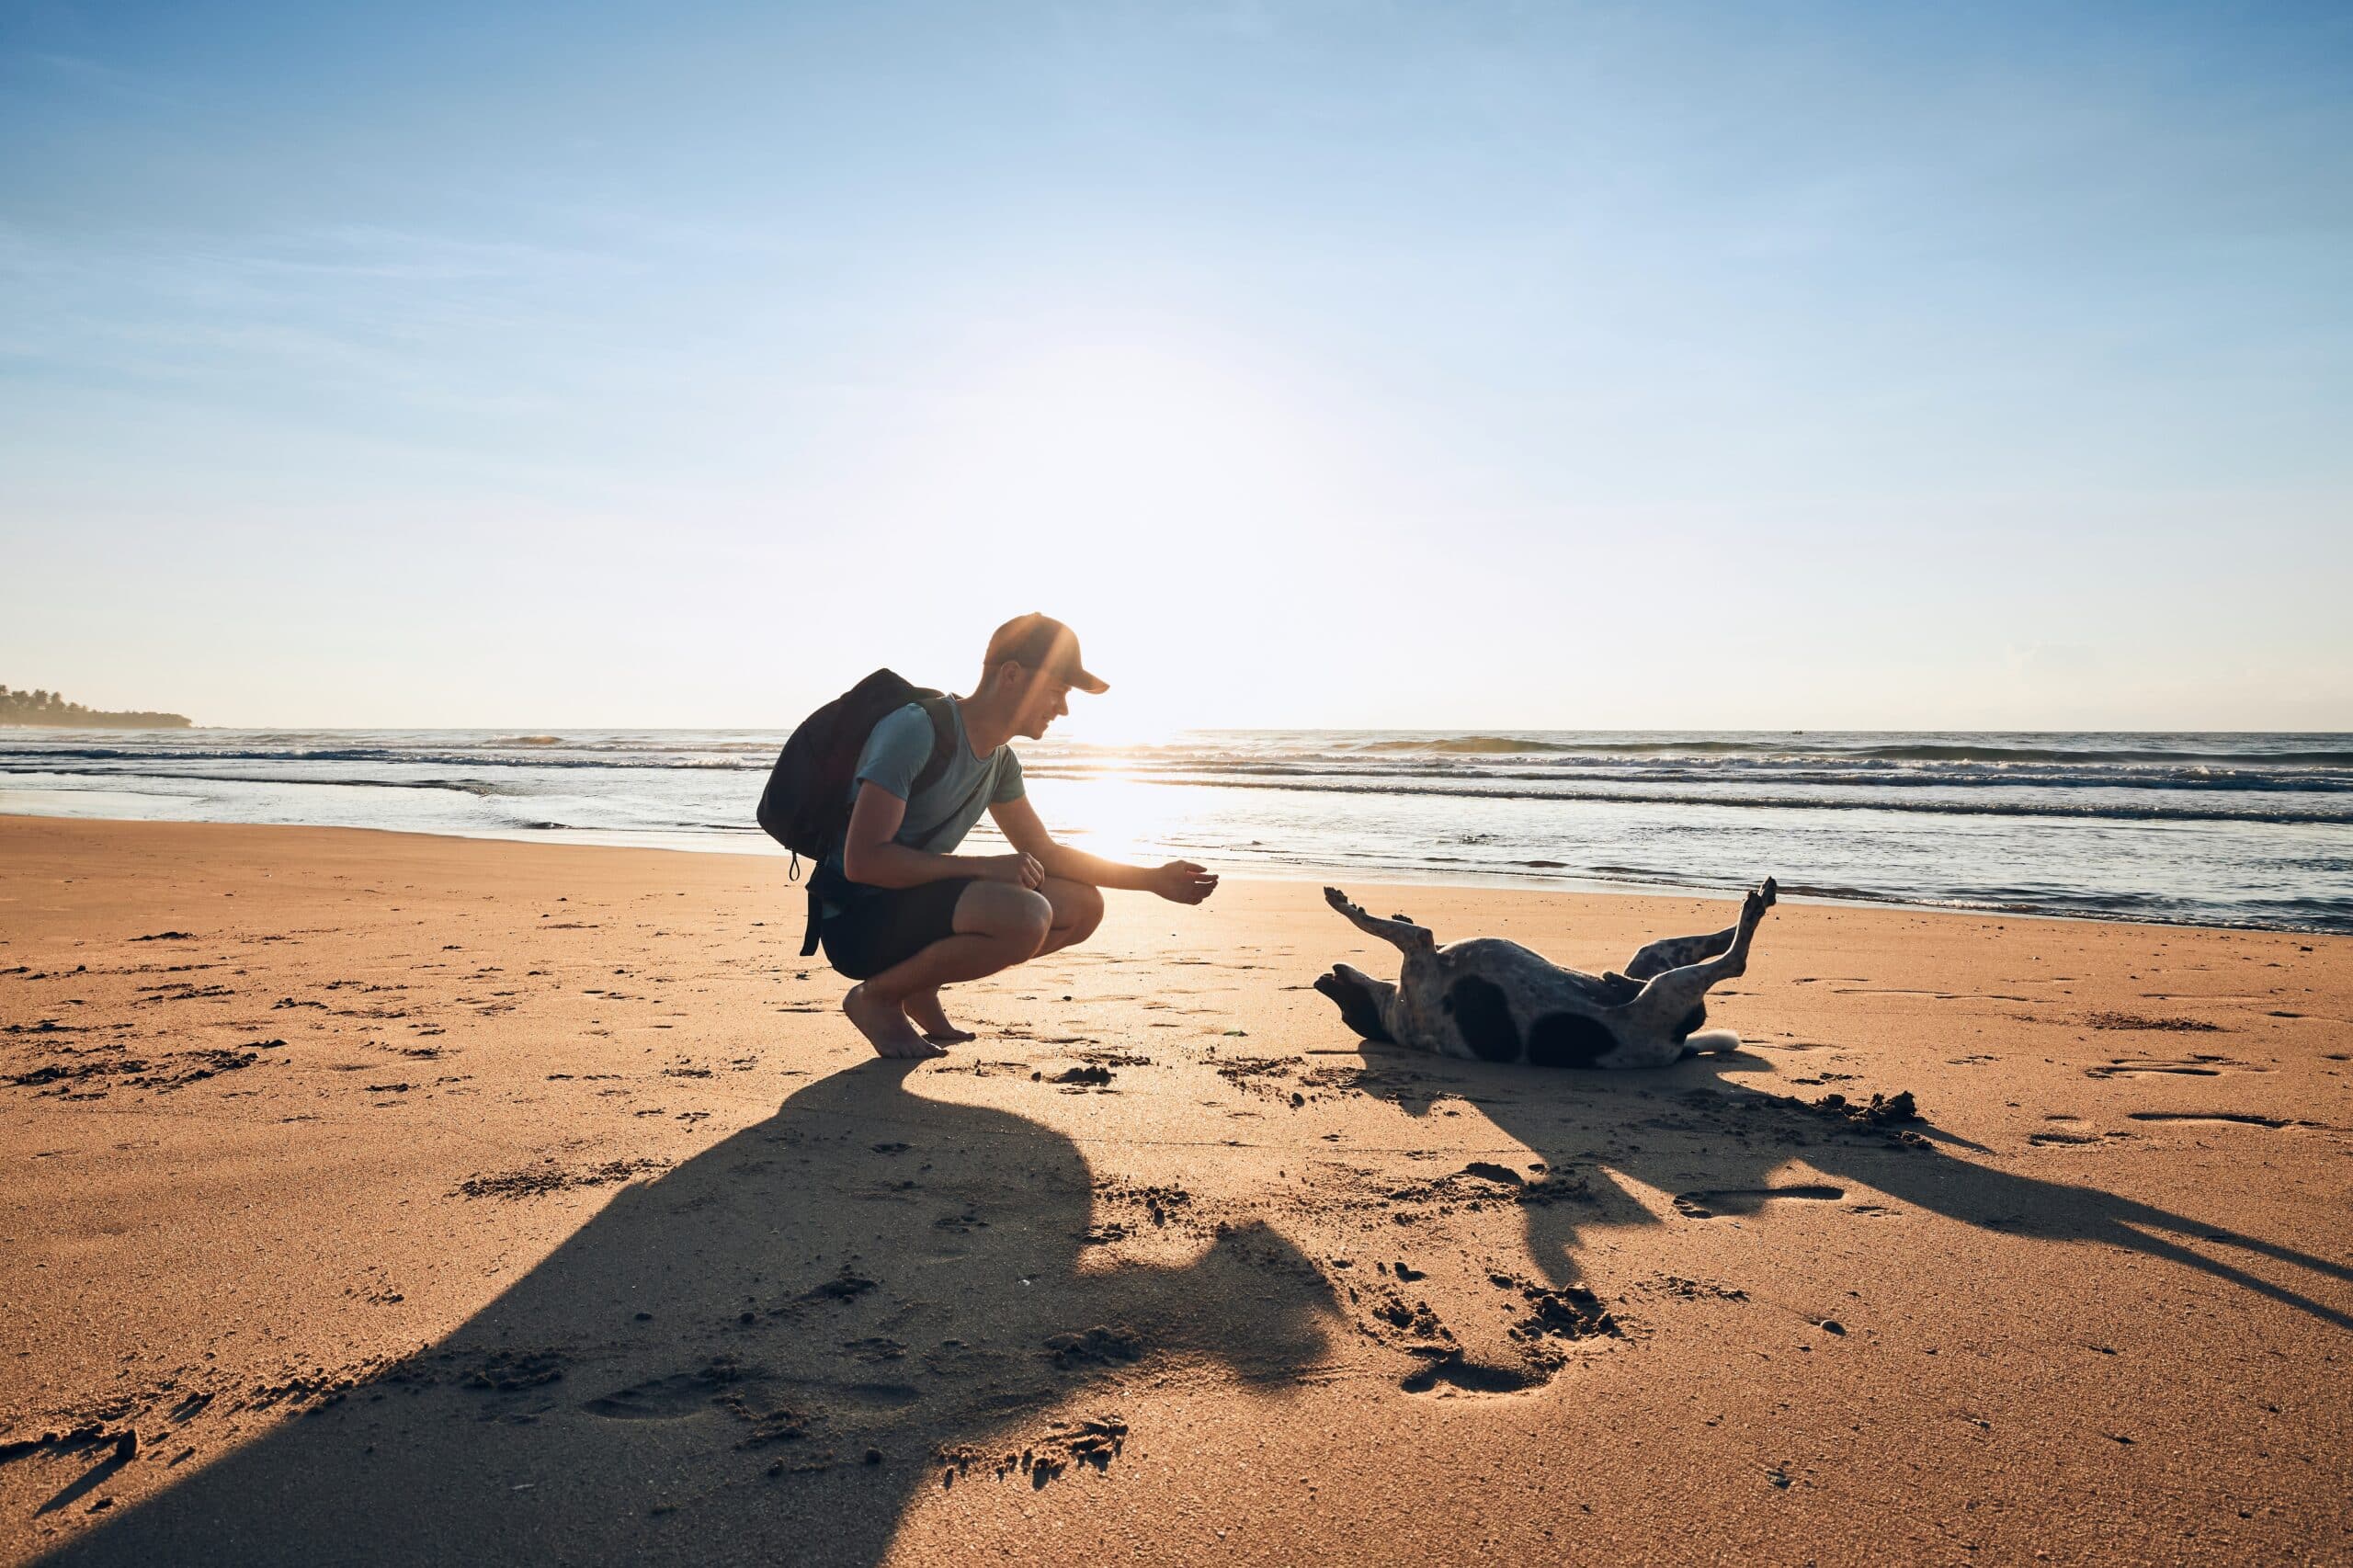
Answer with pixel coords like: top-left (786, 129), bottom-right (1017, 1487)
top-left (7, 722), bottom-right (2348, 938)
top-left (0, 806), bottom-right (2326, 939)
top-left (4, 814), bottom-right (2348, 1564)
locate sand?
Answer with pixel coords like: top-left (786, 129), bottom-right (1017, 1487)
top-left (1, 815), bottom-right (2347, 1565)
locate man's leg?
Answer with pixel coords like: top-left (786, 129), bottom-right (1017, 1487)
top-left (844, 882), bottom-right (1053, 1059)
top-left (904, 878), bottom-right (1102, 1041)
top-left (1035, 877), bottom-right (1105, 956)
top-left (903, 989), bottom-right (975, 1045)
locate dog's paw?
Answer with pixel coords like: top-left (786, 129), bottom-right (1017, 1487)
top-left (1759, 876), bottom-right (1778, 909)
top-left (1324, 886), bottom-right (1357, 914)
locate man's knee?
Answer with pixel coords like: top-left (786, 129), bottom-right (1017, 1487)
top-left (960, 883), bottom-right (1053, 954)
top-left (1053, 880), bottom-right (1105, 939)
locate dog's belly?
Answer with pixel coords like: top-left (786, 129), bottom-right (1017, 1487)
top-left (1411, 939), bottom-right (1674, 1069)
top-left (1402, 941), bottom-right (1628, 1063)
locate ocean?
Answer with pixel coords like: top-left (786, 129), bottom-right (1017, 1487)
top-left (2, 728), bottom-right (2347, 934)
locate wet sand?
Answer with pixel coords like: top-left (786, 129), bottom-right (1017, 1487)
top-left (2, 815), bottom-right (2347, 1564)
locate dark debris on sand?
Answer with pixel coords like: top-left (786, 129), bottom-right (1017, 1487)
top-left (722, 1392), bottom-right (813, 1450)
top-left (0, 1424), bottom-right (134, 1467)
top-left (1384, 1163), bottom-right (1592, 1214)
top-left (455, 1157), bottom-right (670, 1200)
top-left (2086, 1011), bottom-right (2225, 1033)
top-left (1812, 1089), bottom-right (1926, 1139)
top-left (1509, 1282), bottom-right (1623, 1346)
top-left (1042, 1324), bottom-right (1144, 1369)
top-left (1647, 1275), bottom-right (1751, 1303)
top-left (10, 1042), bottom-right (284, 1096)
top-left (6, 1058), bottom-right (147, 1090)
top-left (1673, 1083), bottom-right (1929, 1146)
top-left (938, 1415), bottom-right (1128, 1489)
top-left (1093, 1179), bottom-right (1194, 1228)
top-left (801, 1267), bottom-right (879, 1303)
top-left (459, 1350), bottom-right (567, 1392)
top-left (1368, 1288), bottom-right (1449, 1343)
top-left (1212, 1056), bottom-right (1298, 1096)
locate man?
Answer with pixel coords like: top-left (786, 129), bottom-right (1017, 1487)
top-left (820, 614), bottom-right (1219, 1059)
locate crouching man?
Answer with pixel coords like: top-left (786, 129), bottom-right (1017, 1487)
top-left (822, 614), bottom-right (1218, 1058)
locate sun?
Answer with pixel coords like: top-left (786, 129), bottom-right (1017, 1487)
top-left (858, 326), bottom-right (1376, 737)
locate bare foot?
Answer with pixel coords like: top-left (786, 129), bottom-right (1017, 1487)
top-left (844, 984), bottom-right (943, 1060)
top-left (904, 988), bottom-right (976, 1045)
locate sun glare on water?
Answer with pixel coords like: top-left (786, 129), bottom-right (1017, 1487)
top-left (1025, 769), bottom-right (1186, 865)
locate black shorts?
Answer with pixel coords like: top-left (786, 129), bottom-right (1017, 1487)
top-left (819, 878), bottom-right (978, 981)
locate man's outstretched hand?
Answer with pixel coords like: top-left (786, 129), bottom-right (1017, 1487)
top-left (1150, 860), bottom-right (1219, 905)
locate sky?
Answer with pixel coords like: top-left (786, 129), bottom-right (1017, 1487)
top-left (2, 0), bottom-right (2349, 734)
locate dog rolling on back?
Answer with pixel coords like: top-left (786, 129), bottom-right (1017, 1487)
top-left (1313, 880), bottom-right (1777, 1070)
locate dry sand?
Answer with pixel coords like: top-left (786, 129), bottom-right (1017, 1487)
top-left (1, 815), bottom-right (2347, 1565)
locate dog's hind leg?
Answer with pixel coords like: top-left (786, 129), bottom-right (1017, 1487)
top-left (1619, 880), bottom-right (1776, 1047)
top-left (1324, 887), bottom-right (1436, 955)
top-left (1617, 926), bottom-right (1735, 983)
top-left (1617, 880), bottom-right (1778, 981)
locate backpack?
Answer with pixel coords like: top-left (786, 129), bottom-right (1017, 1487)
top-left (756, 669), bottom-right (960, 957)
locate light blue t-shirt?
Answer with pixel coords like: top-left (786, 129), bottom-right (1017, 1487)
top-left (821, 699), bottom-right (1024, 910)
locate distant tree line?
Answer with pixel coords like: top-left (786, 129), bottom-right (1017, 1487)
top-left (0, 685), bottom-right (192, 728)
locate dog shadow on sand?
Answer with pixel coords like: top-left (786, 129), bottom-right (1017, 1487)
top-left (47, 1062), bottom-right (1338, 1568)
top-left (1353, 1046), bottom-right (2353, 1338)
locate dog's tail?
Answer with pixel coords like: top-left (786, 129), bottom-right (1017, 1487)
top-left (1682, 1028), bottom-right (1740, 1056)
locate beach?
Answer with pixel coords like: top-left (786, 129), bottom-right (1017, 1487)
top-left (3, 814), bottom-right (2348, 1564)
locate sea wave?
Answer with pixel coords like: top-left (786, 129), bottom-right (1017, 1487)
top-left (1030, 758), bottom-right (2353, 792)
top-left (0, 767), bottom-right (529, 799)
top-left (1344, 736), bottom-right (2353, 766)
top-left (0, 745), bottom-right (767, 773)
top-left (1356, 735), bottom-right (1596, 754)
top-left (1080, 772), bottom-right (2353, 825)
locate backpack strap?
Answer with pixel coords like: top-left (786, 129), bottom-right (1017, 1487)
top-left (909, 697), bottom-right (958, 797)
top-left (801, 884), bottom-right (824, 959)
top-left (800, 697), bottom-right (964, 960)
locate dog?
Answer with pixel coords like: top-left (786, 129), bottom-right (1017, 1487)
top-left (1313, 879), bottom-right (1777, 1069)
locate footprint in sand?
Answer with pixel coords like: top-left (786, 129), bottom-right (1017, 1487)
top-left (770, 1376), bottom-right (923, 1410)
top-left (1399, 1358), bottom-right (1546, 1396)
top-left (1672, 1185), bottom-right (1845, 1219)
top-left (2085, 1055), bottom-right (2266, 1079)
top-left (2125, 1110), bottom-right (2309, 1131)
top-left (582, 1372), bottom-right (727, 1420)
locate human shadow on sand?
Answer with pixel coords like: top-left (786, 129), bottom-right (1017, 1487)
top-left (48, 1062), bottom-right (1338, 1567)
top-left (1356, 1046), bottom-right (2353, 1335)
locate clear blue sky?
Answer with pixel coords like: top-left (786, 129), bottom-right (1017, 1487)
top-left (4, 0), bottom-right (2348, 732)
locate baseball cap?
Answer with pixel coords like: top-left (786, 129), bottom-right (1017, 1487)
top-left (985, 613), bottom-right (1108, 695)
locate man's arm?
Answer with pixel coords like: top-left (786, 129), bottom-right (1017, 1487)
top-left (841, 781), bottom-right (1041, 891)
top-left (988, 794), bottom-right (1217, 905)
